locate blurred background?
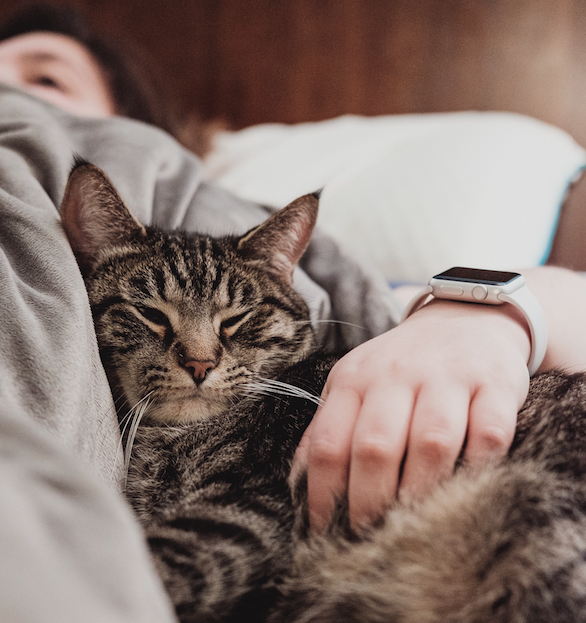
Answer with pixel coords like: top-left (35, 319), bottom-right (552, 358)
top-left (1, 0), bottom-right (585, 144)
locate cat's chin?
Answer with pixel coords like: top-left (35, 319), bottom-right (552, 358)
top-left (145, 395), bottom-right (229, 424)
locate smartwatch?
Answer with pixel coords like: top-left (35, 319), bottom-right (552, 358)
top-left (401, 267), bottom-right (547, 376)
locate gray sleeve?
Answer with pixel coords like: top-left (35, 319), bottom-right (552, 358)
top-left (0, 396), bottom-right (177, 623)
top-left (0, 85), bottom-right (178, 622)
top-left (0, 87), bottom-right (122, 483)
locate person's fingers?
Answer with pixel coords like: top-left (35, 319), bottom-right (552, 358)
top-left (347, 384), bottom-right (413, 529)
top-left (290, 379), bottom-right (334, 486)
top-left (463, 384), bottom-right (520, 464)
top-left (399, 382), bottom-right (469, 502)
top-left (304, 385), bottom-right (362, 532)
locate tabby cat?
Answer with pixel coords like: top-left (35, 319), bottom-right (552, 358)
top-left (61, 161), bottom-right (586, 623)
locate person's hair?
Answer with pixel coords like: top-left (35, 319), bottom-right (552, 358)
top-left (0, 3), bottom-right (174, 133)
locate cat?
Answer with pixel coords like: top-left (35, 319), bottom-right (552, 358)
top-left (61, 160), bottom-right (586, 623)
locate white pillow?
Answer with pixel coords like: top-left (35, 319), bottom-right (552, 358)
top-left (204, 112), bottom-right (586, 282)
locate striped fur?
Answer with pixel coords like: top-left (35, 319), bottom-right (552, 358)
top-left (85, 227), bottom-right (316, 423)
top-left (61, 162), bottom-right (317, 425)
top-left (62, 163), bottom-right (586, 623)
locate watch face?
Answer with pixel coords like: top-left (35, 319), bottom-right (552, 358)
top-left (434, 267), bottom-right (521, 286)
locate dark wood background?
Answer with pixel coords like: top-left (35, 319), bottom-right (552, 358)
top-left (3, 0), bottom-right (586, 145)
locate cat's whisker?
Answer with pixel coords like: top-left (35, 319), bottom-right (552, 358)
top-left (108, 385), bottom-right (140, 483)
top-left (122, 392), bottom-right (154, 488)
top-left (112, 413), bottom-right (136, 487)
top-left (118, 406), bottom-right (135, 430)
top-left (293, 319), bottom-right (369, 332)
top-left (244, 378), bottom-right (324, 407)
top-left (119, 403), bottom-right (141, 443)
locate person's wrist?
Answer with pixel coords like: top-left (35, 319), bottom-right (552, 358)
top-left (401, 268), bottom-right (547, 375)
top-left (405, 297), bottom-right (532, 367)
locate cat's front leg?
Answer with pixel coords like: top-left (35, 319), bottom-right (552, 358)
top-left (146, 495), bottom-right (294, 623)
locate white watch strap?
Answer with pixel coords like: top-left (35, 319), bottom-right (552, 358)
top-left (498, 286), bottom-right (547, 376)
top-left (400, 285), bottom-right (432, 323)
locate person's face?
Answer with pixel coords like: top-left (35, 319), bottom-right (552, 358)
top-left (0, 31), bottom-right (116, 117)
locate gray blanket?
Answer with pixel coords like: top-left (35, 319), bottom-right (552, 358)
top-left (0, 83), bottom-right (400, 622)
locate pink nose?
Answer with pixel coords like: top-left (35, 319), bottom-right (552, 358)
top-left (184, 360), bottom-right (216, 384)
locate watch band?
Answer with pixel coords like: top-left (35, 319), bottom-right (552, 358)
top-left (400, 285), bottom-right (433, 321)
top-left (497, 285), bottom-right (547, 376)
top-left (401, 273), bottom-right (547, 376)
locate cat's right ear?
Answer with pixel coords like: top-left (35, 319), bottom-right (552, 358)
top-left (60, 160), bottom-right (146, 272)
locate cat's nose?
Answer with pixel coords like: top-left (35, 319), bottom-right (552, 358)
top-left (183, 359), bottom-right (216, 385)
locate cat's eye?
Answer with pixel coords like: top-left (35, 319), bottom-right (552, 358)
top-left (136, 306), bottom-right (170, 327)
top-left (222, 312), bottom-right (249, 329)
top-left (220, 311), bottom-right (250, 336)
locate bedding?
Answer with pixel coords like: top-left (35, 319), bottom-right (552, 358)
top-left (204, 112), bottom-right (586, 282)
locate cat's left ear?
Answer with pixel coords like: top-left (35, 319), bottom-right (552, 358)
top-left (237, 193), bottom-right (319, 284)
top-left (60, 160), bottom-right (146, 272)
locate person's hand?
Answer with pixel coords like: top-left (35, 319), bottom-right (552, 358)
top-left (290, 298), bottom-right (532, 532)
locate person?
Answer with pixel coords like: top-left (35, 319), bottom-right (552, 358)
top-left (1, 5), bottom-right (586, 621)
top-left (0, 3), bottom-right (177, 123)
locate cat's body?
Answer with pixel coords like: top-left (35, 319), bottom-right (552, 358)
top-left (127, 355), bottom-right (334, 623)
top-left (61, 161), bottom-right (586, 623)
top-left (126, 367), bottom-right (586, 623)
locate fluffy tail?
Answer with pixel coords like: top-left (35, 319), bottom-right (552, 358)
top-left (272, 461), bottom-right (586, 623)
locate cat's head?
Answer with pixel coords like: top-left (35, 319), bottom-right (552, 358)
top-left (61, 161), bottom-right (318, 423)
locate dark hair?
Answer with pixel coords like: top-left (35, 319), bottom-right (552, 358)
top-left (0, 3), bottom-right (174, 133)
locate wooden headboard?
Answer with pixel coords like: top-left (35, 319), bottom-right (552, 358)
top-left (2, 0), bottom-right (586, 145)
